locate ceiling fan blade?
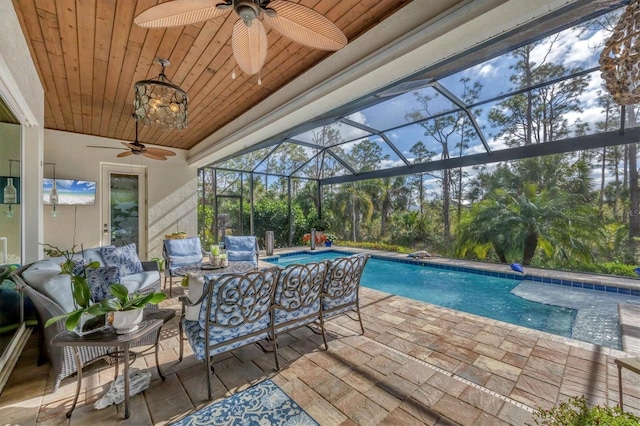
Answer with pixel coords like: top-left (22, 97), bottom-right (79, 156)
top-left (232, 19), bottom-right (268, 75)
top-left (264, 1), bottom-right (347, 51)
top-left (117, 151), bottom-right (134, 158)
top-left (135, 0), bottom-right (229, 28)
top-left (142, 151), bottom-right (167, 161)
top-left (145, 147), bottom-right (176, 156)
top-left (87, 145), bottom-right (127, 150)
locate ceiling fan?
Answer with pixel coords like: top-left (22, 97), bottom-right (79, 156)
top-left (88, 116), bottom-right (177, 161)
top-left (134, 0), bottom-right (348, 76)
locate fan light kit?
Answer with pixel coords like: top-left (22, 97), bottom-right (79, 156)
top-left (134, 0), bottom-right (348, 78)
top-left (118, 115), bottom-right (177, 161)
top-left (134, 58), bottom-right (188, 130)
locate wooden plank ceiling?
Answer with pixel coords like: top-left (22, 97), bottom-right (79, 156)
top-left (11, 0), bottom-right (412, 151)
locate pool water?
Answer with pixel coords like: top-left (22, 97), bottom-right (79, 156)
top-left (267, 251), bottom-right (589, 345)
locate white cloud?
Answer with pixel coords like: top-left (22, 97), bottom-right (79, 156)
top-left (532, 27), bottom-right (606, 67)
top-left (380, 158), bottom-right (406, 169)
top-left (345, 111), bottom-right (367, 125)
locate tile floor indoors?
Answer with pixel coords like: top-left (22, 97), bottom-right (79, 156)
top-left (1, 252), bottom-right (639, 425)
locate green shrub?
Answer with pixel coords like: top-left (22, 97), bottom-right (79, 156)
top-left (339, 241), bottom-right (413, 254)
top-left (560, 261), bottom-right (637, 278)
top-left (528, 396), bottom-right (640, 425)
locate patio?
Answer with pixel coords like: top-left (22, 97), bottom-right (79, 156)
top-left (2, 251), bottom-right (638, 425)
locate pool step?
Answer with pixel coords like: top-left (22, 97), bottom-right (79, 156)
top-left (619, 303), bottom-right (640, 354)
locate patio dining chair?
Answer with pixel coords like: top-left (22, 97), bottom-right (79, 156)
top-left (178, 267), bottom-right (281, 400)
top-left (162, 237), bottom-right (210, 297)
top-left (224, 235), bottom-right (260, 268)
top-left (321, 253), bottom-right (370, 334)
top-left (272, 261), bottom-right (330, 365)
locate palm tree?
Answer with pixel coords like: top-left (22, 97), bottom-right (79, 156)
top-left (457, 184), bottom-right (602, 265)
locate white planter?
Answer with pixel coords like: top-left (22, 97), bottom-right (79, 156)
top-left (111, 310), bottom-right (144, 334)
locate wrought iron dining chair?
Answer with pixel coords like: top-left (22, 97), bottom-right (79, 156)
top-left (178, 267), bottom-right (281, 400)
top-left (272, 261), bottom-right (330, 366)
top-left (162, 237), bottom-right (210, 297)
top-left (321, 253), bottom-right (371, 334)
top-left (224, 235), bottom-right (260, 268)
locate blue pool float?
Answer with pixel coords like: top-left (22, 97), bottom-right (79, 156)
top-left (510, 263), bottom-right (524, 274)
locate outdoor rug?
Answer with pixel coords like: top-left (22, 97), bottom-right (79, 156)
top-left (171, 379), bottom-right (319, 425)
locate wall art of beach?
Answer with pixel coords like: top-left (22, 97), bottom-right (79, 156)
top-left (43, 179), bottom-right (96, 205)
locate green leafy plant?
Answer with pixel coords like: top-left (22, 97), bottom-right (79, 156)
top-left (100, 283), bottom-right (166, 311)
top-left (324, 233), bottom-right (338, 243)
top-left (528, 396), bottom-right (640, 425)
top-left (310, 218), bottom-right (330, 231)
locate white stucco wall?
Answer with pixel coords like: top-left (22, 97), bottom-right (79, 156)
top-left (0, 0), bottom-right (45, 263)
top-left (43, 130), bottom-right (197, 260)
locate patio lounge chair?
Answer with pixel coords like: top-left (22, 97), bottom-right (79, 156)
top-left (321, 253), bottom-right (370, 334)
top-left (178, 267), bottom-right (281, 400)
top-left (163, 237), bottom-right (210, 297)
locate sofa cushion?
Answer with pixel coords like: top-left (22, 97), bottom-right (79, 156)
top-left (120, 270), bottom-right (160, 294)
top-left (101, 243), bottom-right (143, 275)
top-left (22, 260), bottom-right (75, 312)
top-left (164, 238), bottom-right (203, 268)
top-left (182, 318), bottom-right (269, 360)
top-left (81, 247), bottom-right (108, 266)
top-left (224, 236), bottom-right (258, 263)
top-left (226, 250), bottom-right (256, 263)
top-left (87, 266), bottom-right (121, 302)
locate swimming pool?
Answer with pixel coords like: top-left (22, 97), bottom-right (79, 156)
top-left (264, 250), bottom-right (639, 350)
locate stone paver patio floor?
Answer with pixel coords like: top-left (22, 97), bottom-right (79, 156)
top-left (1, 255), bottom-right (639, 425)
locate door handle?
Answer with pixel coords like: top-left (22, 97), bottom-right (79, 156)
top-left (103, 223), bottom-right (109, 234)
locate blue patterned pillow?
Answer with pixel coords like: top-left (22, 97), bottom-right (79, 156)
top-left (87, 266), bottom-right (121, 302)
top-left (71, 259), bottom-right (87, 276)
top-left (101, 243), bottom-right (144, 275)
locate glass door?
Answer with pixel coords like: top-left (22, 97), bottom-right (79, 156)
top-left (101, 164), bottom-right (147, 257)
top-left (215, 195), bottom-right (242, 243)
top-left (0, 96), bottom-right (27, 395)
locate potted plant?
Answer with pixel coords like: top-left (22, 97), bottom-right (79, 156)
top-left (42, 244), bottom-right (109, 335)
top-left (324, 233), bottom-right (338, 247)
top-left (102, 284), bottom-right (167, 333)
top-left (165, 231), bottom-right (188, 239)
top-left (46, 280), bottom-right (167, 334)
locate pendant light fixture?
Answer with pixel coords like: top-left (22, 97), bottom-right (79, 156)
top-left (133, 58), bottom-right (188, 130)
top-left (44, 162), bottom-right (58, 217)
top-left (3, 159), bottom-right (17, 205)
top-left (599, 0), bottom-right (640, 105)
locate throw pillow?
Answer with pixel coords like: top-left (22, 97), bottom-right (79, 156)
top-left (101, 243), bottom-right (144, 276)
top-left (71, 259), bottom-right (88, 276)
top-left (87, 266), bottom-right (122, 302)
